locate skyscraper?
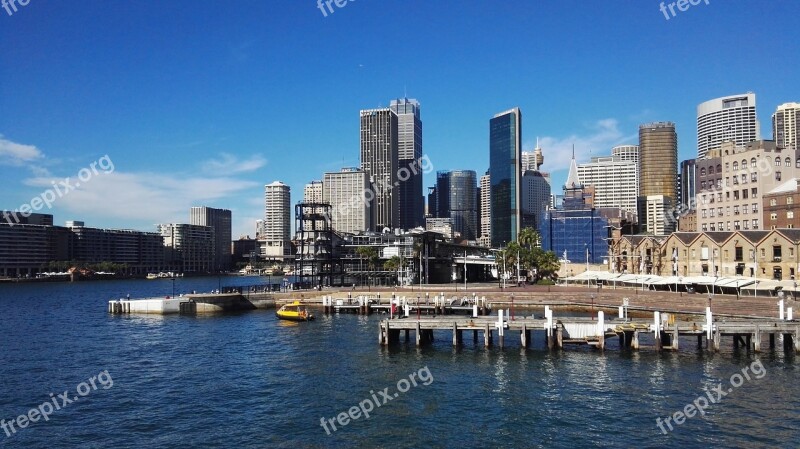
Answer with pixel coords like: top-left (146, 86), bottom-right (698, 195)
top-left (521, 170), bottom-right (551, 230)
top-left (360, 108), bottom-right (398, 231)
top-left (479, 172), bottom-right (491, 247)
top-left (390, 98), bottom-right (424, 230)
top-left (678, 159), bottom-right (697, 210)
top-left (323, 168), bottom-right (372, 234)
top-left (638, 122), bottom-right (678, 235)
top-left (489, 107), bottom-right (522, 247)
top-left (773, 102), bottom-right (800, 149)
top-left (697, 93), bottom-right (759, 159)
top-left (577, 156), bottom-right (637, 218)
top-left (303, 181), bottom-right (324, 204)
top-left (446, 170), bottom-right (478, 240)
top-left (263, 181), bottom-right (291, 258)
top-left (189, 206), bottom-right (231, 271)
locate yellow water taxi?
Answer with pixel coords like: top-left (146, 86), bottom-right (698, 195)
top-left (276, 301), bottom-right (315, 322)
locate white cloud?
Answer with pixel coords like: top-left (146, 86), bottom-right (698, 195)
top-left (24, 170), bottom-right (259, 225)
top-left (0, 135), bottom-right (44, 166)
top-left (526, 119), bottom-right (638, 172)
top-left (202, 152), bottom-right (267, 174)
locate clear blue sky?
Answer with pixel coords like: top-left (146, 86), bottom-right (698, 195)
top-left (1, 0), bottom-right (797, 238)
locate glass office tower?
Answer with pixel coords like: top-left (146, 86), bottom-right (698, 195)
top-left (489, 108), bottom-right (522, 247)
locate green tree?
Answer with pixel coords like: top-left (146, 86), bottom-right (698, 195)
top-left (356, 246), bottom-right (380, 270)
top-left (518, 227), bottom-right (541, 250)
top-left (384, 255), bottom-right (402, 272)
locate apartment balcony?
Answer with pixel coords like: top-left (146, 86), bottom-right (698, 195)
top-left (773, 256), bottom-right (782, 262)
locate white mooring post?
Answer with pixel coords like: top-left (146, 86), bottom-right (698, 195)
top-left (473, 303), bottom-right (478, 318)
top-left (618, 306), bottom-right (624, 319)
top-left (705, 307), bottom-right (713, 341)
top-left (597, 311), bottom-right (605, 337)
top-left (404, 303), bottom-right (410, 317)
top-left (779, 299), bottom-right (785, 321)
top-left (497, 309), bottom-right (504, 337)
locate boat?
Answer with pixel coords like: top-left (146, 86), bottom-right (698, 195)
top-left (276, 301), bottom-right (315, 322)
top-left (146, 273), bottom-right (158, 280)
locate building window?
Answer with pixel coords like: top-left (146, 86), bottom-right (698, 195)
top-left (771, 212), bottom-right (778, 221)
top-left (753, 219), bottom-right (759, 229)
top-left (788, 211), bottom-right (794, 219)
top-left (788, 197), bottom-right (795, 205)
top-left (742, 159), bottom-right (747, 170)
top-left (751, 158), bottom-right (757, 168)
top-left (725, 178), bottom-right (729, 187)
top-left (752, 188), bottom-right (758, 197)
top-left (761, 248), bottom-right (766, 258)
top-left (725, 163), bottom-right (730, 172)
top-left (776, 171), bottom-right (782, 181)
top-left (734, 191), bottom-right (740, 200)
top-left (734, 205), bottom-right (740, 214)
top-left (743, 220), bottom-right (750, 230)
top-left (776, 157), bottom-right (782, 167)
top-left (733, 162), bottom-right (739, 170)
top-left (752, 203), bottom-right (758, 213)
top-left (701, 167), bottom-right (707, 176)
top-left (770, 198), bottom-right (778, 206)
top-left (701, 209), bottom-right (707, 218)
top-left (734, 221), bottom-right (740, 230)
top-left (717, 164), bottom-right (722, 173)
top-left (709, 208), bottom-right (715, 217)
top-left (733, 176), bottom-right (738, 185)
top-left (702, 224), bottom-right (708, 231)
top-left (786, 157), bottom-right (791, 167)
top-left (701, 181), bottom-right (707, 190)
top-left (718, 207), bottom-right (723, 216)
top-left (709, 166), bottom-right (714, 175)
top-left (743, 189), bottom-right (749, 199)
top-left (751, 173), bottom-right (758, 182)
top-left (796, 158), bottom-right (800, 168)
top-left (718, 222), bottom-right (723, 230)
top-left (774, 246), bottom-right (782, 260)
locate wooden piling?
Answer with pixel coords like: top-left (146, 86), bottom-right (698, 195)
top-left (484, 324), bottom-right (491, 348)
top-left (632, 330), bottom-right (640, 350)
top-left (520, 324), bottom-right (527, 349)
top-left (416, 321), bottom-right (421, 347)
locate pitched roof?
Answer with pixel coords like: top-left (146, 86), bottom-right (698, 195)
top-left (774, 228), bottom-right (800, 243)
top-left (704, 231), bottom-right (734, 245)
top-left (672, 232), bottom-right (700, 245)
top-left (737, 230), bottom-right (770, 245)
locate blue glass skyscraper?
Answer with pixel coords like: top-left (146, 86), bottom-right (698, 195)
top-left (489, 108), bottom-right (521, 247)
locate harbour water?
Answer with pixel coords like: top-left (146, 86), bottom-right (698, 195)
top-left (0, 278), bottom-right (798, 448)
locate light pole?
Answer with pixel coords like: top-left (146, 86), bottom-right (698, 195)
top-left (464, 250), bottom-right (467, 291)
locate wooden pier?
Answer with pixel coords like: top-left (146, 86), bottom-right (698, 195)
top-left (321, 294), bottom-right (491, 316)
top-left (378, 306), bottom-right (800, 353)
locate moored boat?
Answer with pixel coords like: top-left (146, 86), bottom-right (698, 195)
top-left (276, 301), bottom-right (315, 321)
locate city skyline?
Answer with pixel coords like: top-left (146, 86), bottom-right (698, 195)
top-left (1, 2), bottom-right (797, 238)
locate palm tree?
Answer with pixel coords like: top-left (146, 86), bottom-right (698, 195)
top-left (518, 227), bottom-right (540, 250)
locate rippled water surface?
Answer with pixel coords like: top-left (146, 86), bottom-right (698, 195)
top-left (0, 278), bottom-right (798, 448)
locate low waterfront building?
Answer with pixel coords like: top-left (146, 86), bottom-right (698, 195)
top-left (158, 223), bottom-right (215, 274)
top-left (763, 178), bottom-right (800, 229)
top-left (190, 206), bottom-right (232, 271)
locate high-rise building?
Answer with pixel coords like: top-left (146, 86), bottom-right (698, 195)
top-left (390, 98), bottom-right (424, 230)
top-left (304, 181), bottom-right (324, 204)
top-left (773, 102), bottom-right (800, 149)
top-left (190, 206), bottom-right (232, 271)
top-left (447, 170), bottom-right (478, 240)
top-left (432, 171), bottom-right (450, 219)
top-left (479, 172), bottom-right (491, 246)
top-left (679, 159), bottom-right (697, 210)
top-left (263, 181), bottom-right (291, 258)
top-left (489, 107), bottom-right (522, 247)
top-left (638, 122), bottom-right (678, 234)
top-left (323, 168), bottom-right (372, 234)
top-left (611, 145), bottom-right (639, 165)
top-left (521, 142), bottom-right (544, 171)
top-left (521, 170), bottom-right (551, 231)
top-left (577, 156), bottom-right (638, 218)
top-left (697, 93), bottom-right (759, 159)
top-left (360, 108), bottom-right (398, 230)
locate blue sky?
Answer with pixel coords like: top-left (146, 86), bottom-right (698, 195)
top-left (1, 0), bottom-right (797, 238)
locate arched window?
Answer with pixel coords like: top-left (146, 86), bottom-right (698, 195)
top-left (776, 157), bottom-right (782, 167)
top-left (733, 162), bottom-right (739, 170)
top-left (751, 158), bottom-right (757, 168)
top-left (742, 159), bottom-right (747, 170)
top-left (709, 166), bottom-right (715, 175)
top-left (701, 167), bottom-right (707, 176)
top-left (716, 164), bottom-right (722, 173)
top-left (796, 158), bottom-right (800, 168)
top-left (785, 157), bottom-right (791, 167)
